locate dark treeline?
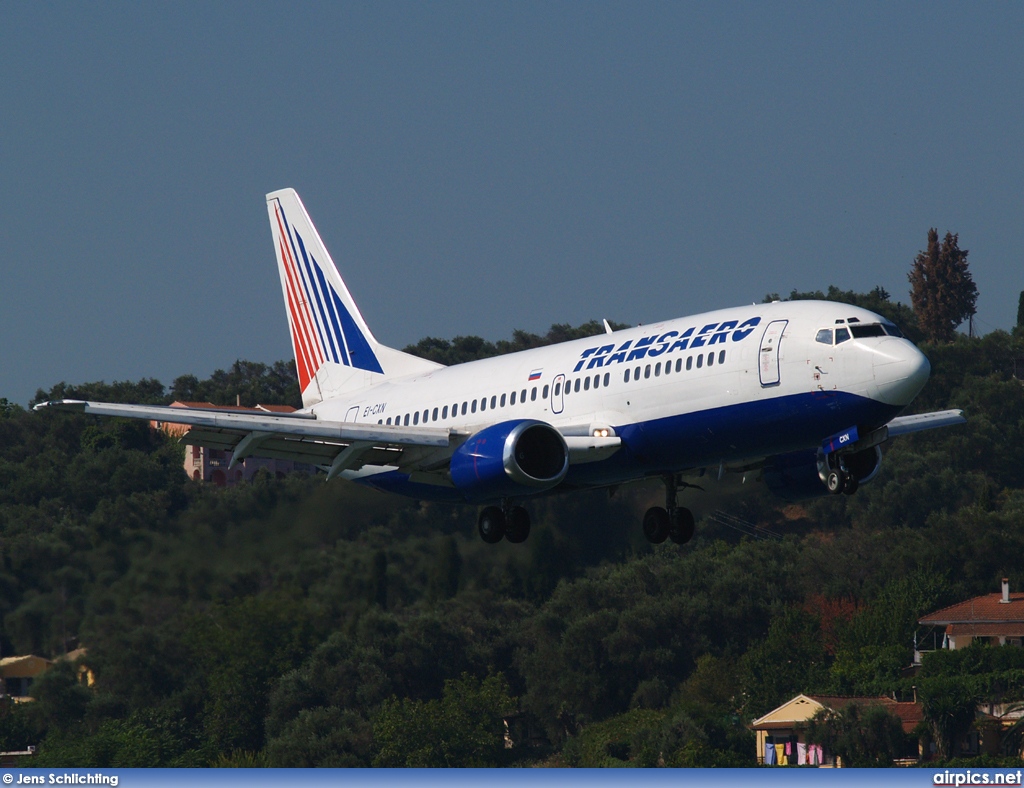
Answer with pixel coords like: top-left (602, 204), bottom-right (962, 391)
top-left (1, 293), bottom-right (1023, 766)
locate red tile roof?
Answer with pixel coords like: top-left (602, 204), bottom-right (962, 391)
top-left (919, 591), bottom-right (1024, 625)
top-left (807, 696), bottom-right (923, 734)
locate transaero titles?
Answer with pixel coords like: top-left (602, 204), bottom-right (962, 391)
top-left (13, 775), bottom-right (118, 786)
top-left (573, 316), bottom-right (762, 372)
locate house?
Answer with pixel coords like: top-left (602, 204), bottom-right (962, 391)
top-left (917, 578), bottom-right (1024, 657)
top-left (151, 401), bottom-right (316, 485)
top-left (0, 655), bottom-right (52, 701)
top-left (750, 694), bottom-right (924, 766)
top-left (0, 649), bottom-right (94, 702)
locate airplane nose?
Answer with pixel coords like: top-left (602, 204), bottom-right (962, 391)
top-left (872, 339), bottom-right (930, 405)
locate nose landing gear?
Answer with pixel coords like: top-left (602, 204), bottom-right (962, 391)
top-left (643, 474), bottom-right (696, 545)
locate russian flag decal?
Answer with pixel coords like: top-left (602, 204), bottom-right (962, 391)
top-left (528, 369), bottom-right (542, 381)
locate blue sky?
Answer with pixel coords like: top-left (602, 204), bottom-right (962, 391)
top-left (3, 2), bottom-right (1022, 406)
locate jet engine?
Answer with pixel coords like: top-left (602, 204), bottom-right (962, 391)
top-left (763, 446), bottom-right (882, 501)
top-left (449, 419), bottom-right (569, 502)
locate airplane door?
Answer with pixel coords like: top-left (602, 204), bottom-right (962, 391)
top-left (345, 405), bottom-right (360, 422)
top-left (551, 374), bottom-right (565, 414)
top-left (758, 320), bottom-right (788, 387)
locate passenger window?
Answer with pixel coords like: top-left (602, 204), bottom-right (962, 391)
top-left (635, 366), bottom-right (642, 381)
top-left (675, 358), bottom-right (682, 372)
top-left (404, 414), bottom-right (410, 426)
top-left (816, 328), bottom-right (833, 345)
top-left (511, 391), bottom-right (517, 405)
top-left (442, 406), bottom-right (448, 419)
top-left (480, 397), bottom-right (486, 412)
top-left (644, 364), bottom-right (651, 379)
top-left (521, 389), bottom-right (527, 402)
top-left (835, 327), bottom-right (851, 344)
top-left (461, 402), bottom-right (467, 416)
top-left (432, 407), bottom-right (438, 421)
top-left (564, 381), bottom-right (570, 396)
top-left (386, 417), bottom-right (392, 425)
top-left (707, 352), bottom-right (714, 367)
top-left (531, 387), bottom-right (537, 401)
top-left (378, 419), bottom-right (382, 424)
top-left (414, 412), bottom-right (419, 425)
top-left (500, 393), bottom-right (506, 407)
top-left (624, 369), bottom-right (631, 383)
top-left (696, 355), bottom-right (703, 369)
top-left (584, 377), bottom-right (590, 391)
top-left (718, 350), bottom-right (725, 364)
top-left (542, 385), bottom-right (549, 398)
top-left (490, 395), bottom-right (496, 409)
top-left (655, 362), bottom-right (661, 377)
top-left (603, 373), bottom-right (609, 386)
top-left (555, 382), bottom-right (561, 396)
top-left (686, 356), bottom-right (693, 371)
top-left (574, 379), bottom-right (581, 393)
top-left (471, 400), bottom-right (477, 413)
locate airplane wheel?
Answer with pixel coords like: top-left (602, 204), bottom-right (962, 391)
top-left (478, 506), bottom-right (506, 544)
top-left (643, 506), bottom-right (670, 544)
top-left (505, 506), bottom-right (531, 543)
top-left (826, 471), bottom-right (845, 495)
top-left (843, 476), bottom-right (859, 495)
top-left (669, 507), bottom-right (695, 544)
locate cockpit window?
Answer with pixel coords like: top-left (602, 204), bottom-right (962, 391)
top-left (815, 328), bottom-right (833, 345)
top-left (850, 323), bottom-right (886, 338)
top-left (882, 323), bottom-right (903, 338)
top-left (835, 327), bottom-right (851, 344)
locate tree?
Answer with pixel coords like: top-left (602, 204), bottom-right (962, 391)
top-left (373, 673), bottom-right (516, 767)
top-left (919, 678), bottom-right (980, 760)
top-left (908, 229), bottom-right (978, 343)
top-left (806, 703), bottom-right (909, 767)
top-left (1017, 291), bottom-right (1024, 330)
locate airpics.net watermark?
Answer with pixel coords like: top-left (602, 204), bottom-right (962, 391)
top-left (934, 770), bottom-right (1024, 786)
top-left (2, 775), bottom-right (117, 787)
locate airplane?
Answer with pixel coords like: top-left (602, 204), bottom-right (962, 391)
top-left (35, 188), bottom-right (965, 545)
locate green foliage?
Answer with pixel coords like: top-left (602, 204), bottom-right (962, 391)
top-left (5, 305), bottom-right (1024, 768)
top-left (373, 673), bottom-right (516, 767)
top-left (806, 703), bottom-right (910, 767)
top-left (740, 605), bottom-right (830, 719)
top-left (909, 229), bottom-right (978, 343)
top-left (562, 708), bottom-right (666, 766)
top-left (919, 677), bottom-right (982, 760)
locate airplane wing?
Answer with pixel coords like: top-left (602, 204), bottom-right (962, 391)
top-left (33, 400), bottom-right (622, 479)
top-left (34, 400), bottom-right (459, 479)
top-left (884, 408), bottom-right (966, 437)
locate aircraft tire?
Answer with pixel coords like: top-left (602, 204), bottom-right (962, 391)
top-left (643, 507), bottom-right (670, 544)
top-left (826, 471), bottom-right (845, 495)
top-left (505, 506), bottom-right (531, 543)
top-left (478, 506), bottom-right (506, 544)
top-left (669, 508), bottom-right (695, 544)
top-left (843, 476), bottom-right (859, 495)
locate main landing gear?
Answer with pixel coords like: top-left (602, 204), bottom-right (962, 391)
top-left (477, 501), bottom-right (531, 544)
top-left (643, 474), bottom-right (695, 545)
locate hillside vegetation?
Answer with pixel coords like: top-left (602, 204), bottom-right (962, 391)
top-left (1, 294), bottom-right (1023, 766)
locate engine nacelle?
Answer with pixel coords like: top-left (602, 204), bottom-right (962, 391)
top-left (763, 446), bottom-right (882, 502)
top-left (450, 419), bottom-right (569, 502)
